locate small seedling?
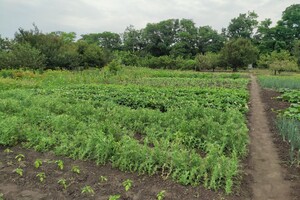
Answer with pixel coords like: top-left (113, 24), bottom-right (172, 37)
top-left (58, 178), bottom-right (68, 189)
top-left (34, 159), bottom-right (42, 169)
top-left (71, 165), bottom-right (80, 174)
top-left (0, 192), bottom-right (4, 200)
top-left (4, 148), bottom-right (13, 153)
top-left (7, 161), bottom-right (13, 166)
top-left (157, 190), bottom-right (166, 200)
top-left (55, 160), bottom-right (64, 170)
top-left (109, 194), bottom-right (121, 200)
top-left (36, 172), bottom-right (46, 182)
top-left (99, 175), bottom-right (108, 182)
top-left (14, 167), bottom-right (23, 176)
top-left (81, 185), bottom-right (94, 195)
top-left (15, 154), bottom-right (25, 162)
top-left (122, 179), bottom-right (133, 192)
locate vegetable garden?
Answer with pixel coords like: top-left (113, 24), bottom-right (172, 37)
top-left (0, 67), bottom-right (250, 196)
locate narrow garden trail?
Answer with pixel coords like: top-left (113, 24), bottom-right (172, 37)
top-left (249, 75), bottom-right (291, 200)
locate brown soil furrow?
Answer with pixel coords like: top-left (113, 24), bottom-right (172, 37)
top-left (249, 75), bottom-right (291, 200)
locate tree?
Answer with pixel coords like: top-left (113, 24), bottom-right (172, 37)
top-left (221, 38), bottom-right (258, 71)
top-left (197, 26), bottom-right (225, 54)
top-left (80, 33), bottom-right (102, 45)
top-left (270, 60), bottom-right (298, 75)
top-left (98, 32), bottom-right (122, 51)
top-left (142, 19), bottom-right (178, 56)
top-left (122, 25), bottom-right (144, 52)
top-left (292, 40), bottom-right (300, 66)
top-left (257, 50), bottom-right (298, 74)
top-left (0, 43), bottom-right (45, 70)
top-left (81, 43), bottom-right (108, 68)
top-left (0, 35), bottom-right (12, 51)
top-left (254, 18), bottom-right (276, 53)
top-left (52, 43), bottom-right (80, 70)
top-left (170, 19), bottom-right (198, 58)
top-left (80, 32), bottom-right (121, 51)
top-left (14, 25), bottom-right (64, 69)
top-left (195, 52), bottom-right (220, 72)
top-left (268, 4), bottom-right (300, 52)
top-left (282, 4), bottom-right (300, 40)
top-left (51, 31), bottom-right (76, 43)
top-left (227, 11), bottom-right (258, 39)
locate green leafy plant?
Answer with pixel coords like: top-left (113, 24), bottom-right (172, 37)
top-left (71, 165), bottom-right (80, 174)
top-left (0, 192), bottom-right (3, 200)
top-left (99, 175), bottom-right (108, 182)
top-left (81, 185), bottom-right (94, 195)
top-left (55, 160), bottom-right (64, 170)
top-left (109, 194), bottom-right (121, 200)
top-left (122, 179), bottom-right (133, 191)
top-left (36, 172), bottom-right (46, 182)
top-left (34, 159), bottom-right (42, 169)
top-left (157, 190), bottom-right (166, 200)
top-left (58, 178), bottom-right (68, 189)
top-left (4, 148), bottom-right (13, 153)
top-left (14, 167), bottom-right (23, 176)
top-left (15, 154), bottom-right (25, 162)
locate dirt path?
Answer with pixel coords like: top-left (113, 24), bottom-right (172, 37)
top-left (248, 75), bottom-right (291, 200)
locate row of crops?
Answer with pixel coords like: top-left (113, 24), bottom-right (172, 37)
top-left (0, 68), bottom-right (250, 193)
top-left (259, 75), bottom-right (300, 163)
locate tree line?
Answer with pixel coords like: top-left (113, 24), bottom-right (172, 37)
top-left (0, 4), bottom-right (300, 73)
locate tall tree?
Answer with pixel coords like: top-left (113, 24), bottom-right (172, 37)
top-left (282, 4), bottom-right (300, 40)
top-left (221, 38), bottom-right (258, 71)
top-left (51, 31), bottom-right (76, 43)
top-left (292, 40), bottom-right (300, 66)
top-left (98, 31), bottom-right (122, 51)
top-left (272, 4), bottom-right (300, 51)
top-left (80, 33), bottom-right (102, 45)
top-left (197, 26), bottom-right (225, 54)
top-left (142, 19), bottom-right (178, 56)
top-left (122, 25), bottom-right (144, 52)
top-left (171, 19), bottom-right (198, 58)
top-left (227, 11), bottom-right (258, 39)
top-left (254, 18), bottom-right (275, 53)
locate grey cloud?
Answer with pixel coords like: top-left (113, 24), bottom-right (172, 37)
top-left (0, 0), bottom-right (299, 38)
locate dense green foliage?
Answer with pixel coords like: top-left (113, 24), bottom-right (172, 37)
top-left (0, 68), bottom-right (249, 193)
top-left (1, 4), bottom-right (300, 71)
top-left (220, 38), bottom-right (258, 71)
top-left (258, 51), bottom-right (298, 74)
top-left (0, 26), bottom-right (109, 70)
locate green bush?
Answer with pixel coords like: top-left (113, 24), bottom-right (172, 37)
top-left (114, 51), bottom-right (139, 66)
top-left (195, 52), bottom-right (221, 72)
top-left (53, 44), bottom-right (81, 70)
top-left (257, 51), bottom-right (298, 74)
top-left (0, 43), bottom-right (46, 70)
top-left (179, 59), bottom-right (197, 70)
top-left (81, 43), bottom-right (108, 68)
top-left (140, 56), bottom-right (179, 69)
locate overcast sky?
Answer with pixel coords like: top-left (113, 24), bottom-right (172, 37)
top-left (0, 0), bottom-right (299, 39)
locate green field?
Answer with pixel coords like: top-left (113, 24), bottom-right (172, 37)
top-left (0, 68), bottom-right (250, 193)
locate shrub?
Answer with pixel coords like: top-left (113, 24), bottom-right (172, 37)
top-left (114, 51), bottom-right (139, 66)
top-left (195, 52), bottom-right (221, 72)
top-left (1, 43), bottom-right (46, 70)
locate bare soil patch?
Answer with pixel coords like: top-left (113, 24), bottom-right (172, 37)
top-left (0, 145), bottom-right (252, 200)
top-left (248, 75), bottom-right (292, 200)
